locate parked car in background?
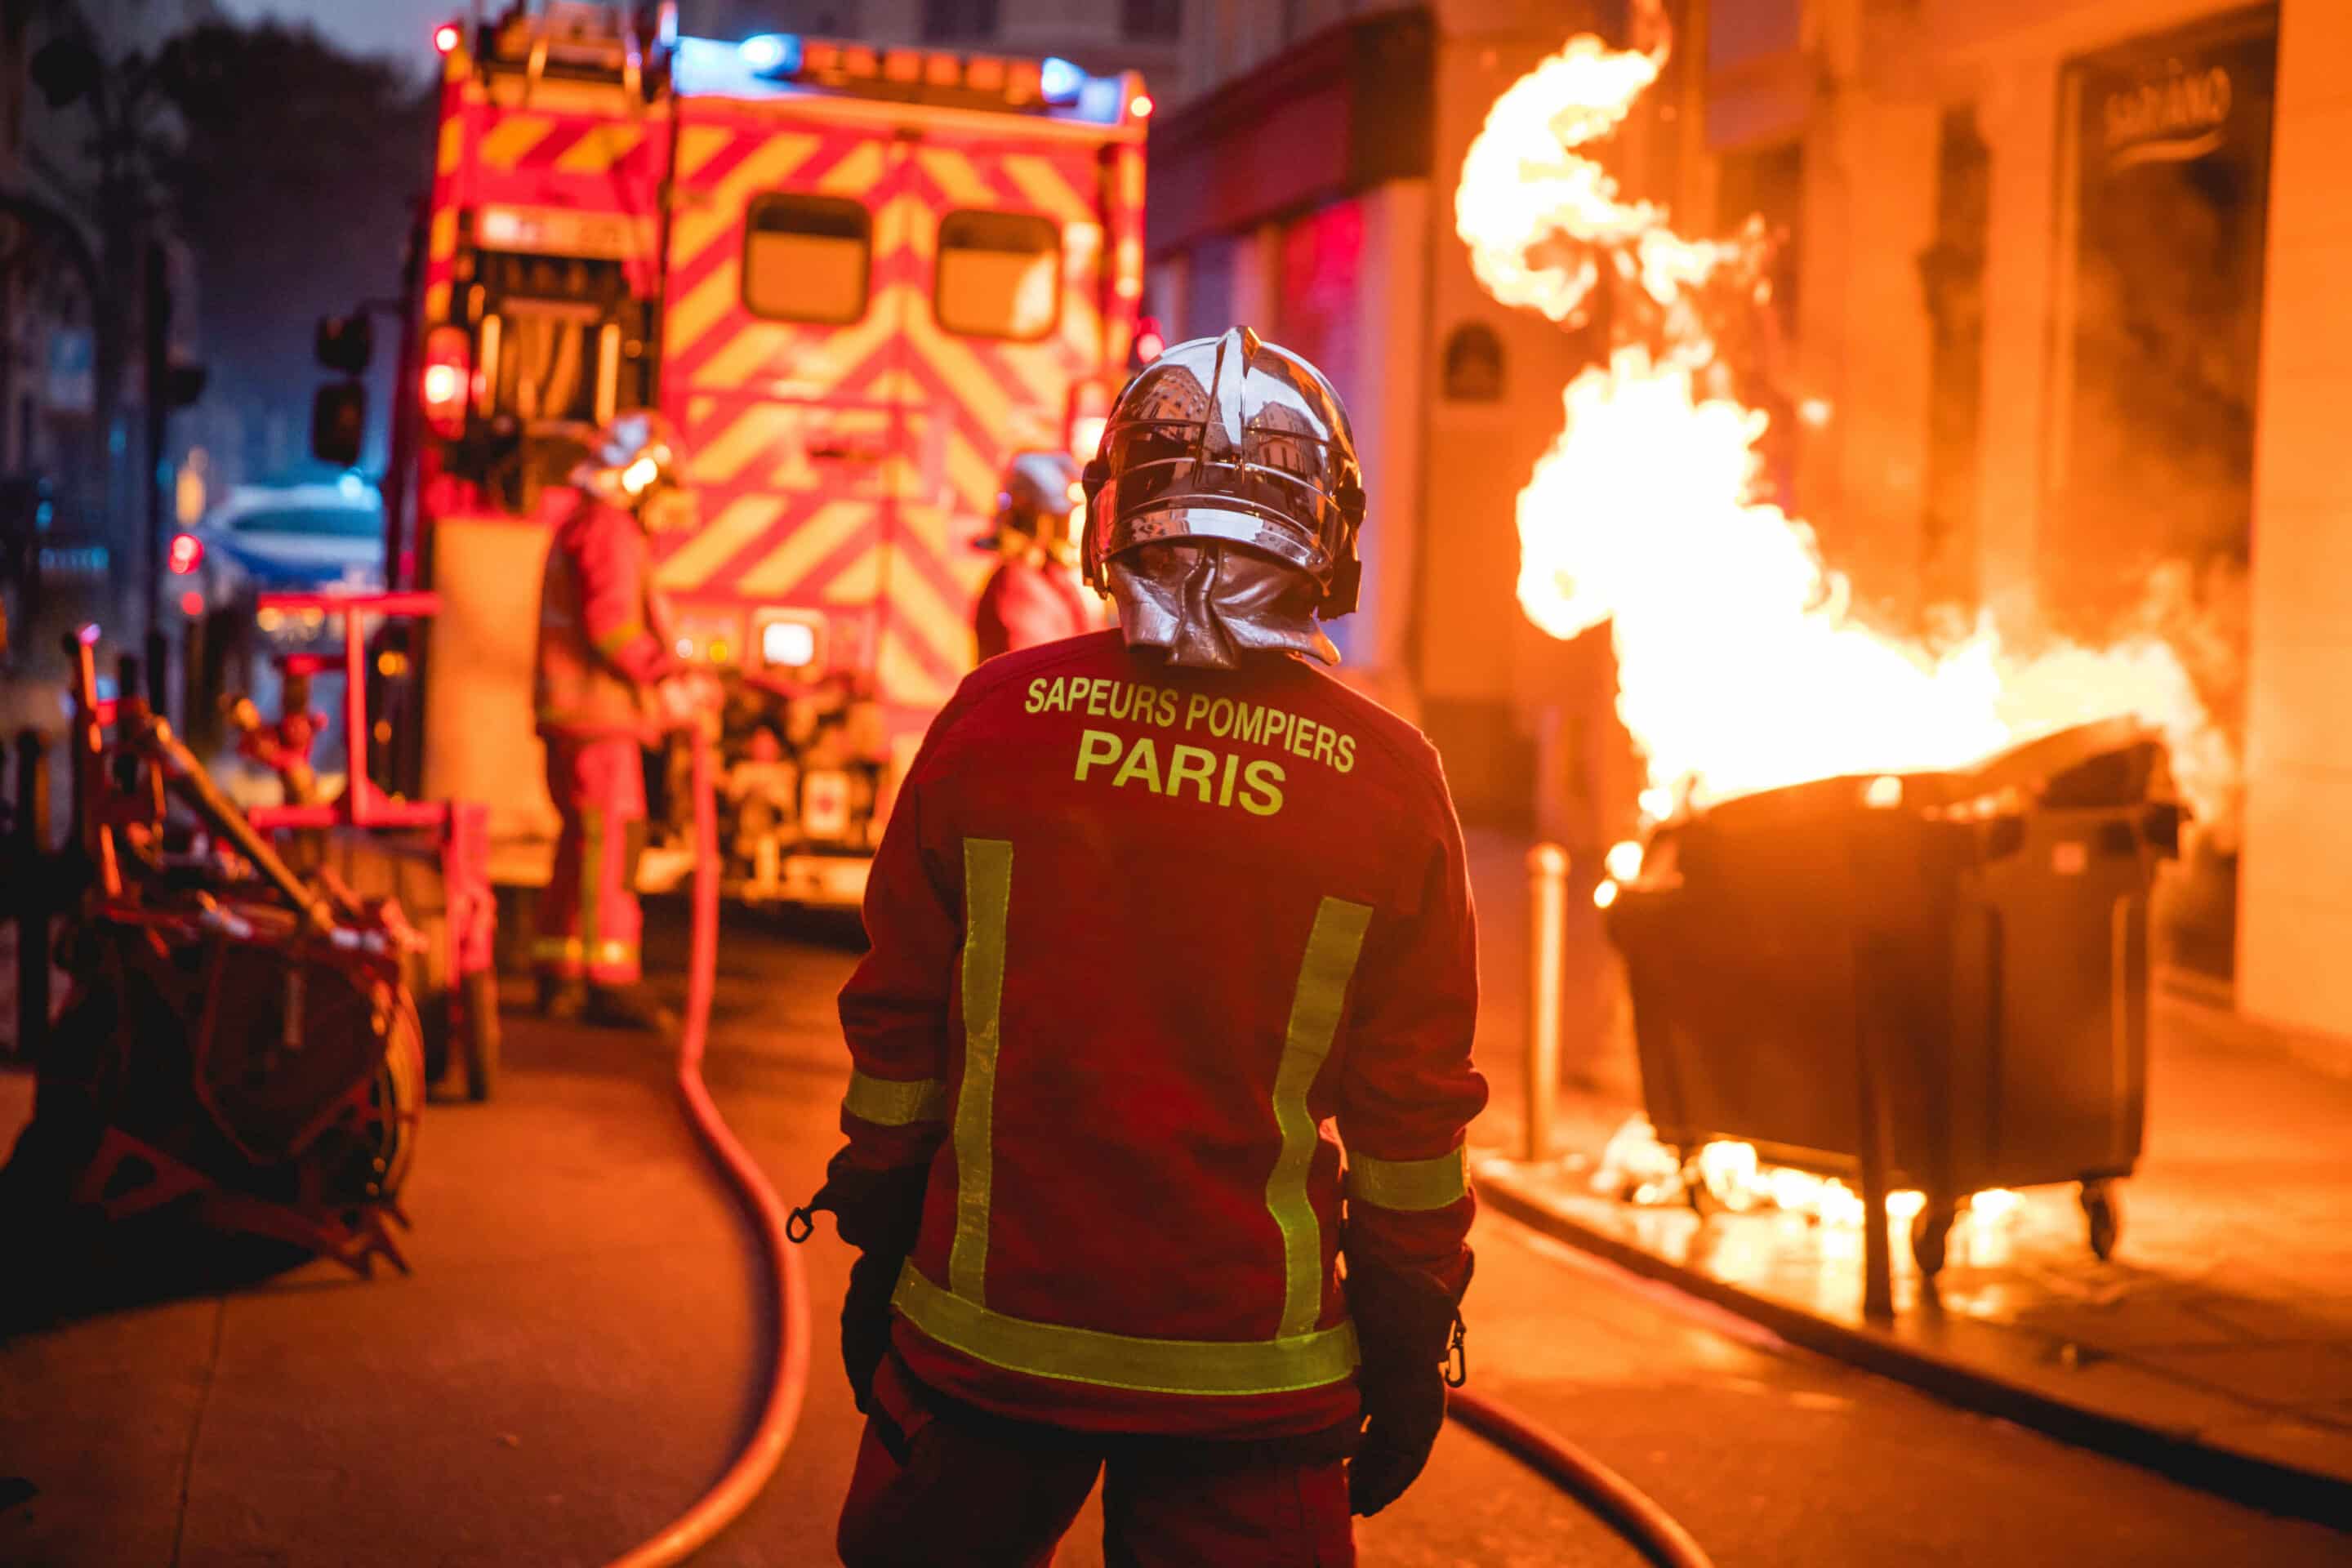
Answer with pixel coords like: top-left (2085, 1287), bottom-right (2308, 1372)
top-left (173, 473), bottom-right (385, 633)
top-left (172, 474), bottom-right (385, 755)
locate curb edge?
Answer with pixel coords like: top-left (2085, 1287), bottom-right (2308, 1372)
top-left (1477, 1168), bottom-right (2352, 1530)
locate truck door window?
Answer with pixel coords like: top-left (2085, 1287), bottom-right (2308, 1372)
top-left (744, 194), bottom-right (871, 324)
top-left (476, 252), bottom-right (639, 426)
top-left (937, 211), bottom-right (1061, 341)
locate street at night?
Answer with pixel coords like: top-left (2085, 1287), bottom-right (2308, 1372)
top-left (7, 0), bottom-right (2352, 1563)
top-left (6, 909), bottom-right (2344, 1566)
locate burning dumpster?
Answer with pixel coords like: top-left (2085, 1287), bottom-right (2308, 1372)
top-left (1604, 718), bottom-right (2180, 1276)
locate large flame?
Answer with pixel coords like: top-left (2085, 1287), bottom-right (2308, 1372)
top-left (1458, 23), bottom-right (2228, 820)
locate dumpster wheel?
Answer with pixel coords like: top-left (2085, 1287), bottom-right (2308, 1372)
top-left (2080, 1180), bottom-right (2122, 1261)
top-left (1910, 1205), bottom-right (1953, 1278)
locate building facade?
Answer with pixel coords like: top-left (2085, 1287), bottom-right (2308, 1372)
top-left (1157, 0), bottom-right (2348, 1043)
top-left (1702, 0), bottom-right (2347, 1041)
top-left (688, 0), bottom-right (1194, 100)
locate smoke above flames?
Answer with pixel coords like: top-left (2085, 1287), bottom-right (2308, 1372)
top-left (1456, 20), bottom-right (2235, 829)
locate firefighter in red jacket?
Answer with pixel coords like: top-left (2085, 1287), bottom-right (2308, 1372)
top-left (532, 411), bottom-right (706, 1030)
top-left (799, 328), bottom-right (1486, 1566)
top-left (973, 449), bottom-right (1094, 662)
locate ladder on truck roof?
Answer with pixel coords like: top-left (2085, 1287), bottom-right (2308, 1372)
top-left (468, 1), bottom-right (673, 96)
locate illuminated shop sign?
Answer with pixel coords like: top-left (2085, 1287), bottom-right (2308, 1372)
top-left (2102, 60), bottom-right (2234, 169)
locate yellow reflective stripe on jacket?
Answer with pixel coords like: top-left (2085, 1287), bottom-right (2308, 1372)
top-left (1266, 897), bottom-right (1374, 1339)
top-left (594, 620), bottom-right (649, 659)
top-left (844, 1070), bottom-right (949, 1127)
top-left (894, 1261), bottom-right (1361, 1397)
top-left (949, 838), bottom-right (1014, 1303)
top-left (529, 936), bottom-right (637, 966)
top-left (1346, 1144), bottom-right (1469, 1212)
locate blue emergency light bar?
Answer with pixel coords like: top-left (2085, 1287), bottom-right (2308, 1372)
top-left (1039, 56), bottom-right (1084, 104)
top-left (739, 33), bottom-right (802, 76)
top-left (673, 33), bottom-right (1139, 125)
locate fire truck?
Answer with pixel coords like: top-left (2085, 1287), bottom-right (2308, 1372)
top-left (343, 2), bottom-right (1148, 911)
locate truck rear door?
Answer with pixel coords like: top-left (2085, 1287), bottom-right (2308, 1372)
top-left (656, 103), bottom-right (1107, 717)
top-left (655, 109), bottom-right (908, 693)
top-left (884, 127), bottom-right (1107, 702)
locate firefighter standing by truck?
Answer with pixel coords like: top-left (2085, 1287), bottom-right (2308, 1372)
top-left (532, 412), bottom-right (711, 1031)
top-left (973, 451), bottom-right (1096, 662)
top-left (799, 329), bottom-right (1486, 1566)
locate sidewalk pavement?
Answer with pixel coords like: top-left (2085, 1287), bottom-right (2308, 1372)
top-left (0, 965), bottom-right (866, 1568)
top-left (1458, 827), bottom-right (2352, 1514)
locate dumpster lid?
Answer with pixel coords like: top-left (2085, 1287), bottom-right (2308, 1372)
top-left (1963, 716), bottom-right (2163, 809)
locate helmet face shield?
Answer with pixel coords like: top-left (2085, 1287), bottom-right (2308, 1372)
top-left (574, 409), bottom-right (687, 510)
top-left (1082, 327), bottom-right (1365, 616)
top-left (980, 450), bottom-right (1083, 556)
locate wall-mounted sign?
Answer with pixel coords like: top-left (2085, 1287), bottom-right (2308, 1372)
top-left (1442, 322), bottom-right (1503, 403)
top-left (2102, 59), bottom-right (2234, 170)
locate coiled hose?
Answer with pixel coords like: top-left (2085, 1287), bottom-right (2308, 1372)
top-left (602, 728), bottom-right (813, 1568)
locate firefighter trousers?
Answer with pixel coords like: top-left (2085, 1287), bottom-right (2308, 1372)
top-left (838, 1356), bottom-right (1355, 1568)
top-left (534, 733), bottom-right (646, 986)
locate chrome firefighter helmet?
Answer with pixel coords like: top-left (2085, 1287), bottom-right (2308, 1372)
top-left (978, 450), bottom-right (1083, 556)
top-left (1080, 327), bottom-right (1365, 669)
top-left (572, 409), bottom-right (686, 511)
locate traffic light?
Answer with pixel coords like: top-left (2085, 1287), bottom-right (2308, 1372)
top-left (163, 359), bottom-right (207, 409)
top-left (316, 314), bottom-right (375, 376)
top-left (312, 382), bottom-right (368, 468)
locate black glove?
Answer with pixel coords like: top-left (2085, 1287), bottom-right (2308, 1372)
top-left (1346, 1254), bottom-right (1472, 1518)
top-left (840, 1248), bottom-right (902, 1413)
top-left (791, 1152), bottom-right (931, 1413)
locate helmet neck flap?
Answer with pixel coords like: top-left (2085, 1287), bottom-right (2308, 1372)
top-left (1107, 541), bottom-right (1339, 671)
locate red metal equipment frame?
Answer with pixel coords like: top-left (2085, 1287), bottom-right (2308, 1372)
top-left (244, 590), bottom-right (497, 1023)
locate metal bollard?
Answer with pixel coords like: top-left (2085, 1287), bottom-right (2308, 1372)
top-left (1525, 844), bottom-right (1570, 1162)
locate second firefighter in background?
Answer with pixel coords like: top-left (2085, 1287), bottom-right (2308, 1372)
top-left (532, 412), bottom-right (714, 1031)
top-left (973, 450), bottom-right (1096, 662)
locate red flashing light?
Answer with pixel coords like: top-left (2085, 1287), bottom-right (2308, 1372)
top-left (434, 23), bottom-right (461, 55)
top-left (1129, 93), bottom-right (1154, 119)
top-left (421, 325), bottom-right (471, 439)
top-left (1134, 317), bottom-right (1166, 365)
top-left (167, 532), bottom-right (204, 575)
top-left (180, 590), bottom-right (205, 617)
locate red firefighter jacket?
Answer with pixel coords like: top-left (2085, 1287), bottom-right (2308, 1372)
top-left (973, 557), bottom-right (1094, 663)
top-left (835, 629), bottom-right (1486, 1440)
top-left (535, 492), bottom-right (679, 739)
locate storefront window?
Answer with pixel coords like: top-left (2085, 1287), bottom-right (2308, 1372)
top-left (2050, 12), bottom-right (2276, 978)
top-left (2050, 13), bottom-right (2276, 610)
top-left (922, 0), bottom-right (997, 42)
top-left (1124, 0), bottom-right (1182, 41)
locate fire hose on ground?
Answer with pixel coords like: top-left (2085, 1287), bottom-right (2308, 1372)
top-left (601, 726), bottom-right (813, 1568)
top-left (1446, 1390), bottom-right (1715, 1568)
top-left (595, 733), bottom-right (1707, 1567)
